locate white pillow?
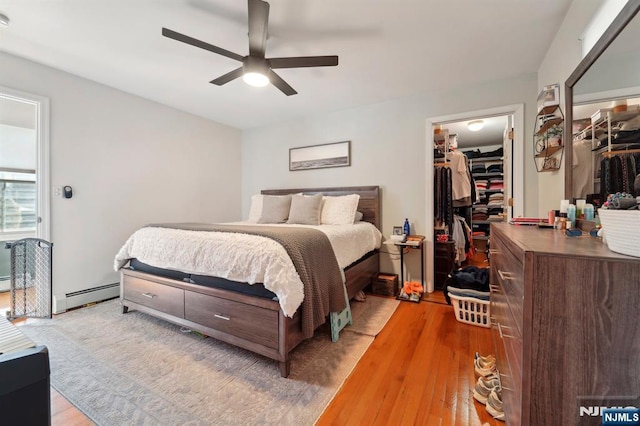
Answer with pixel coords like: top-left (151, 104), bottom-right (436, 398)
top-left (321, 194), bottom-right (360, 225)
top-left (247, 194), bottom-right (263, 223)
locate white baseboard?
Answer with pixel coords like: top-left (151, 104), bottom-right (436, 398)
top-left (53, 283), bottom-right (120, 314)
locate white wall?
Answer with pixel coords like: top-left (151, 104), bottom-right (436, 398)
top-left (536, 0), bottom-right (605, 215)
top-left (0, 52), bottom-right (242, 303)
top-left (242, 74), bottom-right (538, 278)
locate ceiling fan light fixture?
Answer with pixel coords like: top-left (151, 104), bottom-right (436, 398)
top-left (468, 120), bottom-right (485, 132)
top-left (243, 71), bottom-right (270, 87)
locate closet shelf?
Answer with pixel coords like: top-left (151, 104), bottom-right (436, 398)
top-left (478, 189), bottom-right (503, 194)
top-left (468, 156), bottom-right (503, 163)
top-left (473, 203), bottom-right (505, 209)
top-left (472, 172), bottom-right (503, 178)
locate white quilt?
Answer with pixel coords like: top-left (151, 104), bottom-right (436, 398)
top-left (114, 222), bottom-right (381, 317)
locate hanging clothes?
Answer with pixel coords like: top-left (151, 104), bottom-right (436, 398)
top-left (446, 150), bottom-right (472, 206)
top-left (434, 165), bottom-right (453, 230)
top-left (600, 151), bottom-right (640, 199)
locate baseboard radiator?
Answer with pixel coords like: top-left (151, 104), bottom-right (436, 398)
top-left (53, 282), bottom-right (120, 314)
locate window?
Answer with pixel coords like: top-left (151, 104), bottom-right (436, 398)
top-left (0, 170), bottom-right (36, 236)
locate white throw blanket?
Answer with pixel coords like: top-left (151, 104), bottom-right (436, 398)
top-left (114, 222), bottom-right (381, 317)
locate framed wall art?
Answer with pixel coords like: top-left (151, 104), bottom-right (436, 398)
top-left (289, 141), bottom-right (351, 171)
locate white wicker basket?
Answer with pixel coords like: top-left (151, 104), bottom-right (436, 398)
top-left (597, 208), bottom-right (640, 258)
top-left (448, 293), bottom-right (490, 328)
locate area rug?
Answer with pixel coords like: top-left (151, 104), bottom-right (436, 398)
top-left (18, 296), bottom-right (399, 425)
top-left (348, 295), bottom-right (400, 336)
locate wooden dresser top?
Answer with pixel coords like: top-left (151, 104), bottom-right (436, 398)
top-left (491, 222), bottom-right (640, 262)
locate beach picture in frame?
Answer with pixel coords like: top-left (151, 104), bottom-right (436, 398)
top-left (289, 141), bottom-right (351, 171)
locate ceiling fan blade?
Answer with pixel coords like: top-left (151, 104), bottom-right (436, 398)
top-left (162, 28), bottom-right (244, 62)
top-left (268, 56), bottom-right (339, 69)
top-left (268, 70), bottom-right (297, 96)
top-left (210, 67), bottom-right (244, 86)
top-left (247, 0), bottom-right (269, 58)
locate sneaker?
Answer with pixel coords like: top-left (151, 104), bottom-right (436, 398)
top-left (474, 352), bottom-right (496, 364)
top-left (472, 376), bottom-right (501, 404)
top-left (485, 389), bottom-right (505, 421)
top-left (474, 357), bottom-right (497, 377)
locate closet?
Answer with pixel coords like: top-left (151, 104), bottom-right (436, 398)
top-left (465, 146), bottom-right (506, 242)
top-left (572, 98), bottom-right (640, 205)
top-left (432, 119), bottom-right (511, 289)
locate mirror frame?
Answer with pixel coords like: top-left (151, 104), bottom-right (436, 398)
top-left (564, 0), bottom-right (640, 200)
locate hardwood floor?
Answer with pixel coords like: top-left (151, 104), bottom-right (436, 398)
top-left (1, 287), bottom-right (498, 425)
top-left (317, 300), bottom-right (499, 426)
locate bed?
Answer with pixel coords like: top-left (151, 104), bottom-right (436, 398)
top-left (116, 186), bottom-right (381, 377)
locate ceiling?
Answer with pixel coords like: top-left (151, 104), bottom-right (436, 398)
top-left (0, 0), bottom-right (572, 130)
top-left (441, 116), bottom-right (509, 149)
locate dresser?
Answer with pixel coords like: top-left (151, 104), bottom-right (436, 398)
top-left (490, 223), bottom-right (640, 425)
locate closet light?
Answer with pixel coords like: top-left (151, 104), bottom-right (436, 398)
top-left (467, 120), bottom-right (485, 132)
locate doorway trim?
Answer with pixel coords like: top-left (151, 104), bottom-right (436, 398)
top-left (424, 103), bottom-right (524, 293)
top-left (0, 85), bottom-right (51, 242)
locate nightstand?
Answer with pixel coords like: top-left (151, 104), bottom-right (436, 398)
top-left (393, 236), bottom-right (425, 300)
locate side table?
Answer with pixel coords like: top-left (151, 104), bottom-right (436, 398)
top-left (394, 237), bottom-right (425, 302)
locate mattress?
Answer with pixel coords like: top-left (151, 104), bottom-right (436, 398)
top-left (115, 221), bottom-right (381, 316)
top-left (128, 258), bottom-right (278, 299)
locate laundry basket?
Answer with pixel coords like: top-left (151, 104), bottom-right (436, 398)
top-left (448, 292), bottom-right (490, 328)
top-left (5, 238), bottom-right (53, 320)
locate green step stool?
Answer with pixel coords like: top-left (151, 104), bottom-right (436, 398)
top-left (329, 284), bottom-right (352, 342)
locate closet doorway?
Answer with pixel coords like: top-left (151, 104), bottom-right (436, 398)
top-left (425, 104), bottom-right (524, 294)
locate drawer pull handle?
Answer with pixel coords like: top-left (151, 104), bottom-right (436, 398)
top-left (489, 249), bottom-right (501, 255)
top-left (498, 269), bottom-right (514, 281)
top-left (214, 314), bottom-right (230, 321)
top-left (141, 292), bottom-right (156, 299)
top-left (490, 284), bottom-right (501, 293)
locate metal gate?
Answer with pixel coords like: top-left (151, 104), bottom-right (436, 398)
top-left (5, 238), bottom-right (52, 319)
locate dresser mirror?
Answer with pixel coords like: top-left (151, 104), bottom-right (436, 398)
top-left (564, 1), bottom-right (640, 202)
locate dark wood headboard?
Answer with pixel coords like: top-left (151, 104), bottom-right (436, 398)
top-left (261, 186), bottom-right (381, 230)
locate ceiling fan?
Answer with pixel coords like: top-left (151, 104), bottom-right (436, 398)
top-left (162, 0), bottom-right (339, 96)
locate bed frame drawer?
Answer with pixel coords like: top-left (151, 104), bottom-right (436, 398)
top-left (185, 291), bottom-right (279, 349)
top-left (123, 276), bottom-right (185, 318)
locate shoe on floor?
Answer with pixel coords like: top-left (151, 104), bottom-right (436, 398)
top-left (474, 357), bottom-right (497, 377)
top-left (474, 352), bottom-right (496, 364)
top-left (472, 376), bottom-right (501, 404)
top-left (485, 389), bottom-right (505, 421)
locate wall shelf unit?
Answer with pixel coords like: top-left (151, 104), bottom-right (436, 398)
top-left (533, 105), bottom-right (564, 172)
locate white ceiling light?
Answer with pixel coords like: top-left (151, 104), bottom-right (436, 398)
top-left (467, 120), bottom-right (485, 131)
top-left (0, 12), bottom-right (10, 27)
top-left (242, 56), bottom-right (270, 88)
top-left (243, 72), bottom-right (270, 87)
